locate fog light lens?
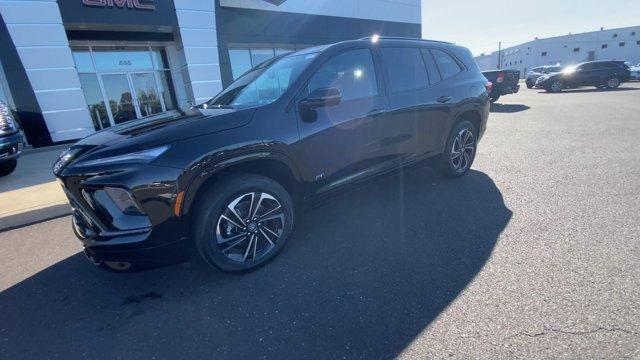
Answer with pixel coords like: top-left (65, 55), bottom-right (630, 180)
top-left (104, 187), bottom-right (145, 215)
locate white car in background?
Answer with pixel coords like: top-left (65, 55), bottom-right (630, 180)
top-left (630, 63), bottom-right (640, 81)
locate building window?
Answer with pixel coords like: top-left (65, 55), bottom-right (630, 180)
top-left (631, 31), bottom-right (636, 36)
top-left (71, 46), bottom-right (177, 130)
top-left (602, 44), bottom-right (608, 49)
top-left (541, 52), bottom-right (547, 57)
top-left (619, 42), bottom-right (625, 47)
top-left (229, 47), bottom-right (297, 80)
top-left (613, 33), bottom-right (618, 38)
top-left (637, 40), bottom-right (640, 45)
top-left (573, 47), bottom-right (580, 52)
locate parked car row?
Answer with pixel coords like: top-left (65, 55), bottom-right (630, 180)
top-left (482, 60), bottom-right (636, 100)
top-left (534, 60), bottom-right (632, 93)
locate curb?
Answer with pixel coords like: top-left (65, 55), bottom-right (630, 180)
top-left (0, 204), bottom-right (72, 232)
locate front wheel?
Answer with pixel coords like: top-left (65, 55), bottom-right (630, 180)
top-left (193, 174), bottom-right (294, 273)
top-left (604, 77), bottom-right (620, 89)
top-left (0, 159), bottom-right (17, 177)
top-left (546, 80), bottom-right (563, 93)
top-left (440, 121), bottom-right (478, 177)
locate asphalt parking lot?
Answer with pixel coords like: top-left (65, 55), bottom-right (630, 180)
top-left (1, 83), bottom-right (639, 359)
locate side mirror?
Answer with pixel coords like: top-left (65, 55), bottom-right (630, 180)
top-left (299, 87), bottom-right (342, 109)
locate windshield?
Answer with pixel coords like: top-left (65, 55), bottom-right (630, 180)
top-left (205, 53), bottom-right (317, 108)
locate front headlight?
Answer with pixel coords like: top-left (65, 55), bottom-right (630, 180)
top-left (0, 101), bottom-right (17, 135)
top-left (74, 145), bottom-right (170, 168)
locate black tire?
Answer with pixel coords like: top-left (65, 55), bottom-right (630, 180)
top-left (546, 80), bottom-right (563, 93)
top-left (604, 76), bottom-right (621, 89)
top-left (192, 173), bottom-right (294, 273)
top-left (440, 120), bottom-right (478, 178)
top-left (489, 94), bottom-right (500, 103)
top-left (0, 159), bottom-right (17, 177)
top-left (526, 79), bottom-right (534, 89)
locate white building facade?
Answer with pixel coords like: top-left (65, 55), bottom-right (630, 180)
top-left (475, 26), bottom-right (640, 77)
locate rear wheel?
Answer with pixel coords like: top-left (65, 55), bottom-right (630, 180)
top-left (0, 159), bottom-right (17, 177)
top-left (604, 76), bottom-right (620, 89)
top-left (440, 120), bottom-right (477, 178)
top-left (193, 174), bottom-right (294, 273)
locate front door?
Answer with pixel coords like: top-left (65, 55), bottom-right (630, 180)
top-left (295, 48), bottom-right (386, 192)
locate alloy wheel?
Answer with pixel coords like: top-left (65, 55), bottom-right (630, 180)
top-left (607, 78), bottom-right (620, 88)
top-left (551, 81), bottom-right (563, 92)
top-left (216, 192), bottom-right (284, 263)
top-left (450, 128), bottom-right (475, 172)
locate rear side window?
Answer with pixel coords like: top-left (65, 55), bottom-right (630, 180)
top-left (430, 49), bottom-right (463, 80)
top-left (307, 49), bottom-right (378, 102)
top-left (379, 47), bottom-right (429, 93)
top-left (420, 49), bottom-right (442, 84)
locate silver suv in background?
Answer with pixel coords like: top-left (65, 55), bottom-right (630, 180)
top-left (525, 65), bottom-right (563, 88)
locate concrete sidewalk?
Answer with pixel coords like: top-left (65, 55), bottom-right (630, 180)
top-left (0, 145), bottom-right (70, 231)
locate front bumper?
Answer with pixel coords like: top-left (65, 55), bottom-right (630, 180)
top-left (0, 131), bottom-right (23, 162)
top-left (57, 162), bottom-right (190, 270)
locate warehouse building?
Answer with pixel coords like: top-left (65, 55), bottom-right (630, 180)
top-left (475, 26), bottom-right (640, 77)
top-left (0, 0), bottom-right (421, 147)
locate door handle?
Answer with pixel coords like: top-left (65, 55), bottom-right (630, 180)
top-left (367, 109), bottom-right (387, 117)
top-left (437, 96), bottom-right (452, 103)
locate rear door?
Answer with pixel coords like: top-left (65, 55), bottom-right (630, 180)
top-left (421, 48), bottom-right (466, 153)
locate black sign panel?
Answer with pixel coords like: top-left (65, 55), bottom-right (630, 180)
top-left (59, 0), bottom-right (177, 28)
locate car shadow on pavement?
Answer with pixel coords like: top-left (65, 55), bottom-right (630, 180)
top-left (490, 103), bottom-right (530, 113)
top-left (537, 87), bottom-right (639, 94)
top-left (0, 166), bottom-right (512, 359)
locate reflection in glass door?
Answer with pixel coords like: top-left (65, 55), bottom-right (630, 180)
top-left (100, 74), bottom-right (138, 125)
top-left (130, 73), bottom-right (163, 117)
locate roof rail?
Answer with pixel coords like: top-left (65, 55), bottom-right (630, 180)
top-left (358, 36), bottom-right (453, 45)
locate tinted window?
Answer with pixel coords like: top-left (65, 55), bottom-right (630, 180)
top-left (579, 63), bottom-right (595, 70)
top-left (430, 49), bottom-right (463, 79)
top-left (532, 67), bottom-right (543, 73)
top-left (307, 49), bottom-right (377, 102)
top-left (421, 49), bottom-right (442, 84)
top-left (379, 47), bottom-right (429, 93)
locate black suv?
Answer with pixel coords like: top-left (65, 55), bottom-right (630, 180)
top-left (53, 37), bottom-right (490, 273)
top-left (536, 60), bottom-right (631, 92)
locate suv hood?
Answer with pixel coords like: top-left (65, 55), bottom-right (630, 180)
top-left (73, 106), bottom-right (256, 154)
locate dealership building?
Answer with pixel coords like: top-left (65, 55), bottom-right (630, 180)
top-left (474, 25), bottom-right (640, 76)
top-left (0, 0), bottom-right (421, 147)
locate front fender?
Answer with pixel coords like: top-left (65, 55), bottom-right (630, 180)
top-left (179, 145), bottom-right (301, 219)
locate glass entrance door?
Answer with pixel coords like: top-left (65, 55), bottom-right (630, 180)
top-left (73, 46), bottom-right (178, 130)
top-left (129, 72), bottom-right (163, 117)
top-left (100, 73), bottom-right (137, 125)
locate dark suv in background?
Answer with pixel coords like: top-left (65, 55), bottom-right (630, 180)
top-left (0, 101), bottom-right (23, 177)
top-left (536, 60), bottom-right (631, 92)
top-left (53, 37), bottom-right (491, 273)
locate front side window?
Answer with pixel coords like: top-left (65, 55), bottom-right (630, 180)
top-left (216, 53), bottom-right (316, 107)
top-left (379, 47), bottom-right (429, 93)
top-left (307, 49), bottom-right (378, 101)
top-left (430, 49), bottom-right (463, 80)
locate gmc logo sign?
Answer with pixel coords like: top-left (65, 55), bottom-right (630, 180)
top-left (82, 0), bottom-right (155, 10)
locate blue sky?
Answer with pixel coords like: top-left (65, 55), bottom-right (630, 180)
top-left (422, 0), bottom-right (640, 55)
